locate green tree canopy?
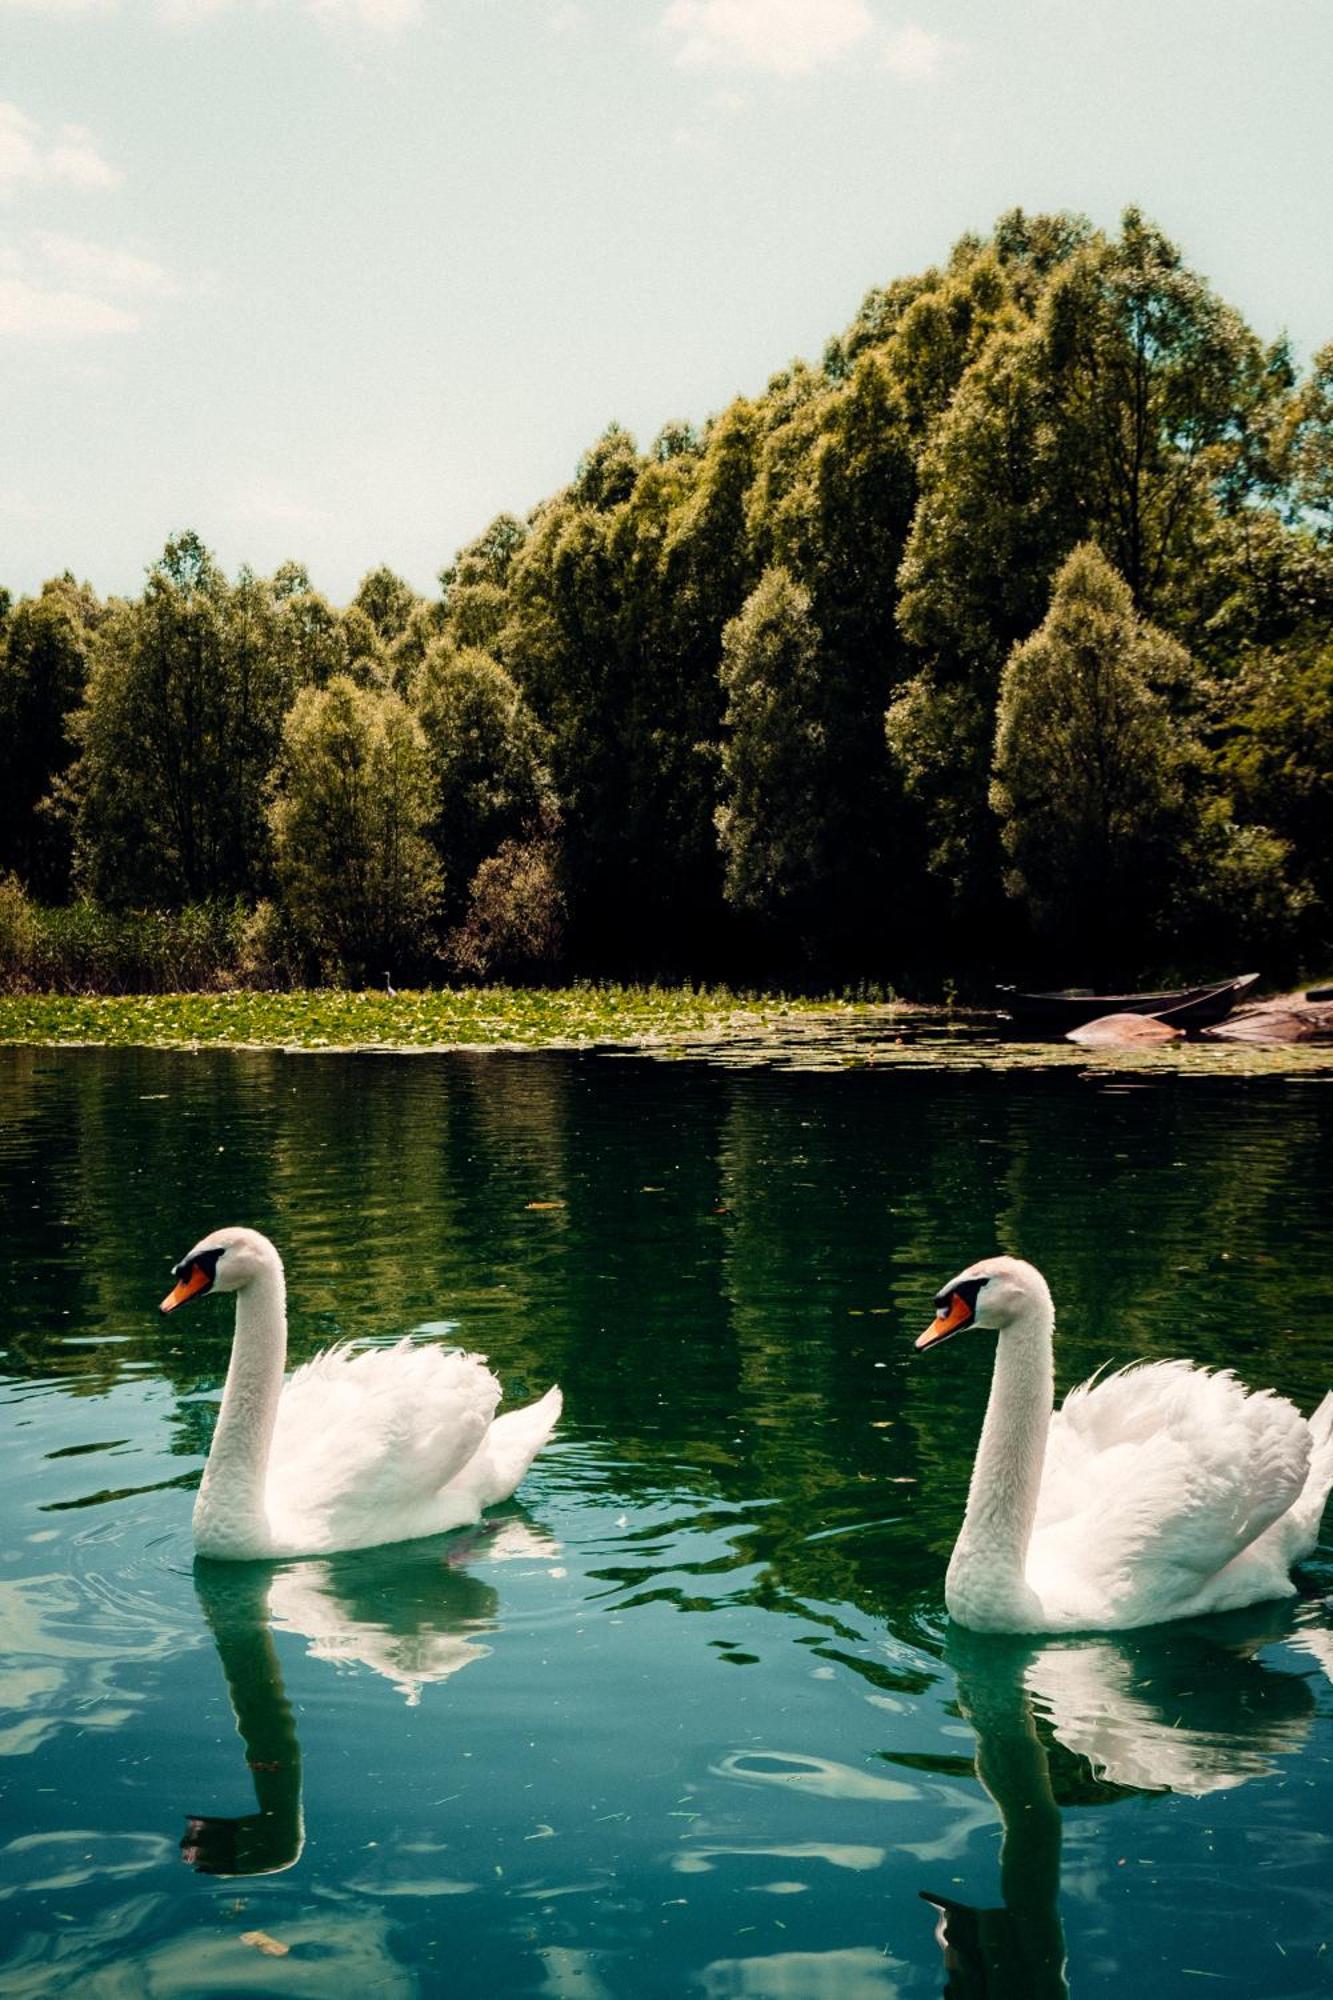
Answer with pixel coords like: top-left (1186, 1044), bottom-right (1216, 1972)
top-left (267, 675), bottom-right (439, 983)
top-left (351, 565), bottom-right (421, 645)
top-left (412, 642), bottom-right (554, 924)
top-left (716, 567), bottom-right (833, 929)
top-left (70, 534), bottom-right (303, 906)
top-left (899, 210), bottom-right (1289, 693)
top-left (1220, 633), bottom-right (1333, 922)
top-left (1283, 340), bottom-right (1333, 537)
top-left (991, 543), bottom-right (1201, 962)
top-left (0, 574), bottom-right (100, 897)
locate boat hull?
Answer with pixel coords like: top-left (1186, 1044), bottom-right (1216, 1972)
top-left (997, 973), bottom-right (1260, 1032)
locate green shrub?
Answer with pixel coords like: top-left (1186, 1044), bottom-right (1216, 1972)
top-left (0, 889), bottom-right (250, 994)
top-left (237, 899), bottom-right (307, 989)
top-left (0, 875), bottom-right (39, 987)
top-left (445, 831), bottom-right (565, 981)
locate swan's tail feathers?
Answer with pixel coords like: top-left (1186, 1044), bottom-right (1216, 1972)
top-left (1290, 1392), bottom-right (1333, 1559)
top-left (449, 1385), bottom-right (563, 1510)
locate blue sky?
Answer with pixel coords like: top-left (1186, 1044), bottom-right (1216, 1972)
top-left (3, 0), bottom-right (1331, 605)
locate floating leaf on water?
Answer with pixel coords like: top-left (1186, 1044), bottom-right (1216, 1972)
top-left (240, 1930), bottom-right (289, 1957)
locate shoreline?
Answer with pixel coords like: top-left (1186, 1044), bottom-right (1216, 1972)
top-left (1, 989), bottom-right (1330, 1078)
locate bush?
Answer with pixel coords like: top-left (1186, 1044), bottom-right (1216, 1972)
top-left (0, 875), bottom-right (39, 987)
top-left (445, 830), bottom-right (565, 980)
top-left (236, 899), bottom-right (307, 990)
top-left (0, 880), bottom-right (250, 993)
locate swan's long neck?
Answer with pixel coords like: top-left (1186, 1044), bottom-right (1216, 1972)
top-left (946, 1283), bottom-right (1054, 1631)
top-left (193, 1261), bottom-right (286, 1559)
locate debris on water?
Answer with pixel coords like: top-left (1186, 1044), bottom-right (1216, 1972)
top-left (240, 1930), bottom-right (289, 1957)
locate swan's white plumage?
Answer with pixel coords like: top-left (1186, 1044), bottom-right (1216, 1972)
top-left (925, 1256), bottom-right (1333, 1633)
top-left (166, 1227), bottom-right (562, 1561)
top-left (266, 1341), bottom-right (509, 1557)
top-left (1030, 1363), bottom-right (1323, 1627)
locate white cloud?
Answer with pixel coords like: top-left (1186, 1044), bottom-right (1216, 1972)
top-left (0, 233), bottom-right (180, 339)
top-left (35, 231), bottom-right (177, 295)
top-left (0, 105), bottom-right (122, 193)
top-left (305, 0), bottom-right (422, 28)
top-left (881, 21), bottom-right (959, 79)
top-left (43, 126), bottom-right (123, 187)
top-left (662, 0), bottom-right (874, 77)
top-left (0, 276), bottom-right (138, 335)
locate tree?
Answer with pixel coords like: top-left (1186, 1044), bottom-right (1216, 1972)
top-left (573, 424), bottom-right (640, 511)
top-left (752, 350), bottom-right (916, 673)
top-left (384, 600), bottom-right (447, 692)
top-left (884, 243), bottom-right (1018, 440)
top-left (412, 643), bottom-right (554, 925)
top-left (440, 513), bottom-right (527, 654)
top-left (990, 544), bottom-right (1200, 964)
top-left (884, 671), bottom-right (996, 937)
top-left (899, 211), bottom-right (1285, 692)
top-left (715, 568), bottom-right (835, 932)
top-left (267, 676), bottom-right (439, 983)
top-left (897, 320), bottom-right (1080, 693)
top-left (68, 535), bottom-right (303, 906)
top-left (0, 575), bottom-right (100, 896)
top-left (1041, 210), bottom-right (1283, 613)
top-left (889, 211), bottom-right (1302, 946)
top-left (493, 417), bottom-right (743, 961)
top-left (271, 568), bottom-right (358, 688)
top-left (1220, 633), bottom-right (1333, 926)
top-left (1282, 341), bottom-right (1333, 537)
top-left (352, 565), bottom-right (420, 645)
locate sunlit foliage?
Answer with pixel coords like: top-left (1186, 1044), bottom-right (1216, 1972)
top-left (2, 206), bottom-right (1331, 990)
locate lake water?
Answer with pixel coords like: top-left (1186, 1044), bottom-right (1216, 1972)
top-left (1, 1044), bottom-right (1331, 1998)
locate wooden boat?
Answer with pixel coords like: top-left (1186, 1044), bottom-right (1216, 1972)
top-left (996, 972), bottom-right (1260, 1032)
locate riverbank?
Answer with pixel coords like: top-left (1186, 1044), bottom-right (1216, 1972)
top-left (2, 986), bottom-right (1332, 1078)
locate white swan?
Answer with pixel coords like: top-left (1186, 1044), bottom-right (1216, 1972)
top-left (917, 1256), bottom-right (1333, 1633)
top-left (161, 1226), bottom-right (562, 1561)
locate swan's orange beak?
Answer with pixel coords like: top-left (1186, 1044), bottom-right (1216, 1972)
top-left (160, 1262), bottom-right (213, 1315)
top-left (916, 1290), bottom-right (975, 1351)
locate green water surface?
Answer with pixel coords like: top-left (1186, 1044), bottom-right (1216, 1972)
top-left (1, 1046), bottom-right (1331, 1997)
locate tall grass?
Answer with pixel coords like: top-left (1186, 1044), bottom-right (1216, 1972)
top-left (0, 876), bottom-right (256, 994)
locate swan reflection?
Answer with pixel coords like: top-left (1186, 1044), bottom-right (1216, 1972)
top-left (184, 1516), bottom-right (557, 1876)
top-left (924, 1607), bottom-right (1333, 1998)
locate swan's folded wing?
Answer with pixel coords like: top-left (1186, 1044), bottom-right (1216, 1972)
top-left (443, 1385), bottom-right (563, 1509)
top-left (266, 1343), bottom-right (502, 1543)
top-left (1031, 1361), bottom-right (1312, 1623)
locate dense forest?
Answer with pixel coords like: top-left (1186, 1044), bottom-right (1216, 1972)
top-left (3, 207), bottom-right (1331, 995)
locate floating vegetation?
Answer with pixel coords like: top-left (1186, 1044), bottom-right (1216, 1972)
top-left (0, 988), bottom-right (1330, 1079)
top-left (0, 986), bottom-right (854, 1054)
